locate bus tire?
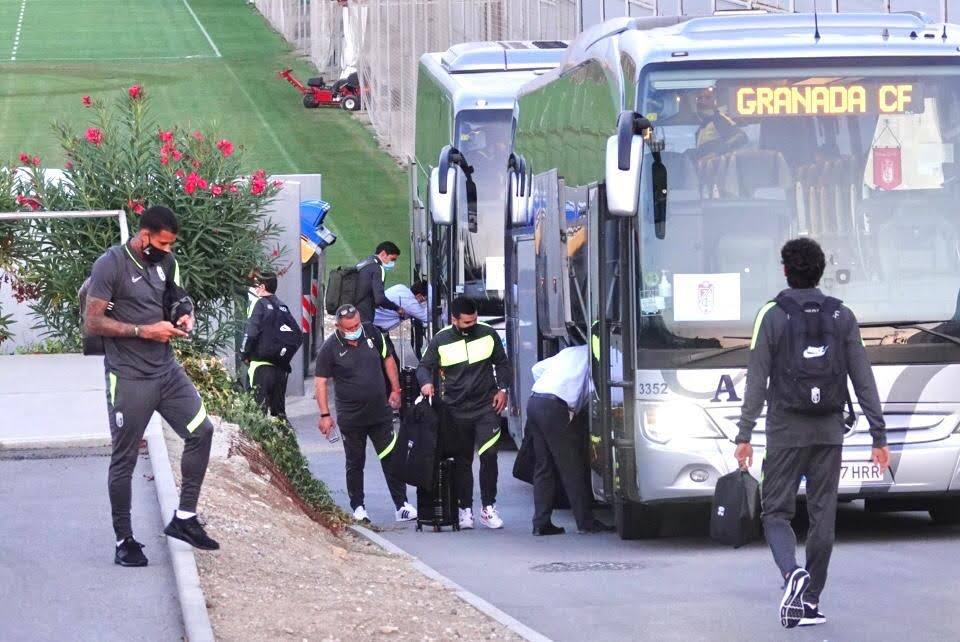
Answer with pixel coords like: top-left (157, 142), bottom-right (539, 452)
top-left (929, 499), bottom-right (960, 525)
top-left (614, 496), bottom-right (661, 540)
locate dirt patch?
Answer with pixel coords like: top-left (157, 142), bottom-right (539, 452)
top-left (164, 418), bottom-right (519, 642)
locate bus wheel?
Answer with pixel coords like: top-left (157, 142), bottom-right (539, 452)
top-left (614, 496), bottom-right (662, 540)
top-left (929, 499), bottom-right (960, 525)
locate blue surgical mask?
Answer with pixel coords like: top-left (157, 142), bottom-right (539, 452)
top-left (383, 261), bottom-right (396, 271)
top-left (343, 328), bottom-right (363, 341)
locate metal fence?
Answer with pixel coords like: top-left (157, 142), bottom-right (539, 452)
top-left (349, 0), bottom-right (580, 161)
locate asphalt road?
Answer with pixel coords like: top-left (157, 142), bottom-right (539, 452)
top-left (0, 450), bottom-right (183, 642)
top-left (291, 408), bottom-right (960, 642)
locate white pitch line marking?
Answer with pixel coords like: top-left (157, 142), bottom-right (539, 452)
top-left (11, 0), bottom-right (26, 61)
top-left (180, 0), bottom-right (221, 58)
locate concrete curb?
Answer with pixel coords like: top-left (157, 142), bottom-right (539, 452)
top-left (146, 417), bottom-right (215, 642)
top-left (348, 525), bottom-right (552, 642)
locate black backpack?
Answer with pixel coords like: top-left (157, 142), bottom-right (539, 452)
top-left (254, 295), bottom-right (303, 369)
top-left (324, 257), bottom-right (375, 315)
top-left (771, 293), bottom-right (851, 416)
top-left (710, 469), bottom-right (760, 548)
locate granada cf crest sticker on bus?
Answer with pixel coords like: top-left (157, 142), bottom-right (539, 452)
top-left (873, 146), bottom-right (902, 190)
top-left (697, 281), bottom-right (715, 315)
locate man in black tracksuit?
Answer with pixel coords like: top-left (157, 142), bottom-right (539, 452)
top-left (315, 304), bottom-right (416, 524)
top-left (241, 271), bottom-right (293, 419)
top-left (353, 241), bottom-right (405, 324)
top-left (735, 238), bottom-right (890, 629)
top-left (417, 296), bottom-right (511, 530)
top-left (84, 205), bottom-right (219, 567)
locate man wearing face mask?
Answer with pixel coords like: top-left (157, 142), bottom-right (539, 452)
top-left (315, 304), bottom-right (417, 523)
top-left (417, 297), bottom-right (512, 530)
top-left (353, 241), bottom-right (406, 325)
top-left (241, 271), bottom-right (293, 419)
top-left (85, 205), bottom-right (219, 567)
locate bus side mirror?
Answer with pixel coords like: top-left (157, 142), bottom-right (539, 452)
top-left (429, 165), bottom-right (456, 226)
top-left (508, 154), bottom-right (531, 226)
top-left (605, 111), bottom-right (652, 217)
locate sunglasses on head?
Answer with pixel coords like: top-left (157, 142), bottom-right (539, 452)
top-left (336, 305), bottom-right (357, 319)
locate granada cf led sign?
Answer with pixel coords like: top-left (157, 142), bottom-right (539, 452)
top-left (735, 84), bottom-right (915, 116)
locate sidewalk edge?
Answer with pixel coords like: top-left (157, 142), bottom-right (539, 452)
top-left (146, 417), bottom-right (215, 642)
top-left (348, 525), bottom-right (552, 642)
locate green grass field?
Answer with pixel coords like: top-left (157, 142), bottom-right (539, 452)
top-left (0, 0), bottom-right (409, 281)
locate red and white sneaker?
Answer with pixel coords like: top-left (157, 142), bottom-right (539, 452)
top-left (479, 505), bottom-right (504, 529)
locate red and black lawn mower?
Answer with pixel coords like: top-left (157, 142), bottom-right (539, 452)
top-left (279, 68), bottom-right (362, 111)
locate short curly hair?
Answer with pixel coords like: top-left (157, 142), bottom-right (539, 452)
top-left (781, 238), bottom-right (825, 289)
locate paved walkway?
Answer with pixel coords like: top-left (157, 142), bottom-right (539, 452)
top-left (0, 449), bottom-right (182, 641)
top-left (290, 406), bottom-right (960, 642)
top-left (0, 353), bottom-right (183, 641)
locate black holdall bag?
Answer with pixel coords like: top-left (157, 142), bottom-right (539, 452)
top-left (771, 293), bottom-right (852, 416)
top-left (324, 257), bottom-right (375, 315)
top-left (253, 295), bottom-right (303, 370)
top-left (415, 399), bottom-right (460, 532)
top-left (393, 396), bottom-right (438, 490)
top-left (710, 469), bottom-right (760, 548)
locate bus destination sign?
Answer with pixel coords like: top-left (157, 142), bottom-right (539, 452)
top-left (735, 83), bottom-right (916, 117)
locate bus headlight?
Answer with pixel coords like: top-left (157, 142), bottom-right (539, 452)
top-left (641, 402), bottom-right (723, 444)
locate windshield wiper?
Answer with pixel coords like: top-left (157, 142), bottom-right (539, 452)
top-left (889, 323), bottom-right (960, 348)
top-left (682, 343), bottom-right (752, 366)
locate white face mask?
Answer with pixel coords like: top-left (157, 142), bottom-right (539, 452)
top-left (248, 287), bottom-right (262, 297)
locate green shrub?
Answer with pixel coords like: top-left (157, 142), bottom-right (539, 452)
top-left (7, 85), bottom-right (284, 352)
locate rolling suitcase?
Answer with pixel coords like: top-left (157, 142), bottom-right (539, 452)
top-left (415, 457), bottom-right (460, 532)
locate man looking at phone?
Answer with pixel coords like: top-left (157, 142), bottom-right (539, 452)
top-left (85, 205), bottom-right (219, 567)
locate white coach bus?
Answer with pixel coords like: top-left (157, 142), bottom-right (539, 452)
top-left (432, 11), bottom-right (960, 538)
top-left (412, 41), bottom-right (566, 331)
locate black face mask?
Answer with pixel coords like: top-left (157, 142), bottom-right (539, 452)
top-left (455, 324), bottom-right (476, 338)
top-left (141, 237), bottom-right (169, 264)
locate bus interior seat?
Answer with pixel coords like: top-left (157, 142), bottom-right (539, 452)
top-left (722, 149), bottom-right (792, 200)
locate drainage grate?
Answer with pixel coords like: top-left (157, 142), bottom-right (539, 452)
top-left (531, 561), bottom-right (644, 573)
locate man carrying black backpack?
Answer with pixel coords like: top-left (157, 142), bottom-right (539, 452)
top-left (241, 271), bottom-right (302, 419)
top-left (735, 238), bottom-right (890, 629)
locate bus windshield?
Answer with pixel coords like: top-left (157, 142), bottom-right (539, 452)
top-left (455, 109), bottom-right (513, 310)
top-left (636, 63), bottom-right (960, 367)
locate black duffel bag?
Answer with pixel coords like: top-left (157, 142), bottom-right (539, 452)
top-left (392, 397), bottom-right (439, 490)
top-left (710, 468), bottom-right (761, 548)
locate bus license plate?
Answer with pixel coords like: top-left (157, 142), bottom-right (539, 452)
top-left (839, 462), bottom-right (886, 485)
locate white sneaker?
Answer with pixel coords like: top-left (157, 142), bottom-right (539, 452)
top-left (395, 502), bottom-right (418, 522)
top-left (458, 507), bottom-right (474, 529)
top-left (353, 506), bottom-right (370, 523)
top-left (479, 505), bottom-right (504, 529)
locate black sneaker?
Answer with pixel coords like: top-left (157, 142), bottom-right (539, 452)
top-left (799, 603), bottom-right (827, 626)
top-left (532, 523), bottom-right (565, 536)
top-left (779, 567), bottom-right (811, 629)
top-left (578, 519), bottom-right (615, 534)
top-left (115, 537), bottom-right (148, 567)
top-left (164, 513), bottom-right (220, 551)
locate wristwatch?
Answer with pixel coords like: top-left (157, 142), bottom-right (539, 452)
top-left (320, 413), bottom-right (331, 418)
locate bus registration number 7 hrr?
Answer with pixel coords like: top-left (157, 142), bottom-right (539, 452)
top-left (839, 462), bottom-right (886, 485)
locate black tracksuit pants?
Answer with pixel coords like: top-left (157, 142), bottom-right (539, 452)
top-left (342, 420), bottom-right (407, 511)
top-left (106, 366), bottom-right (214, 540)
top-left (443, 409), bottom-right (500, 509)
top-left (526, 395), bottom-right (593, 530)
top-left (761, 445), bottom-right (842, 604)
top-left (251, 362), bottom-right (289, 419)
